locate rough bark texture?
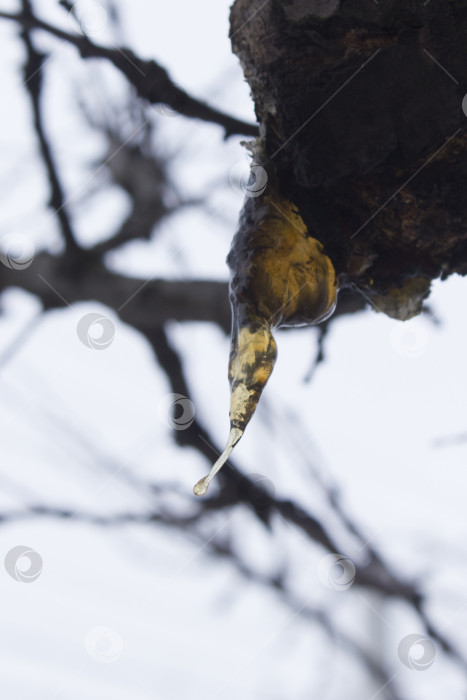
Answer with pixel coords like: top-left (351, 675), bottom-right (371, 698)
top-left (230, 0), bottom-right (467, 319)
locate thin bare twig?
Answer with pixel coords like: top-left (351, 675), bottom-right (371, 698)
top-left (20, 0), bottom-right (81, 255)
top-left (0, 9), bottom-right (258, 138)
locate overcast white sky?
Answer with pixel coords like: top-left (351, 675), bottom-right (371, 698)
top-left (0, 2), bottom-right (467, 699)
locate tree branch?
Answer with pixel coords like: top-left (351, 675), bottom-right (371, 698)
top-left (0, 252), bottom-right (231, 331)
top-left (20, 1), bottom-right (81, 256)
top-left (0, 9), bottom-right (258, 138)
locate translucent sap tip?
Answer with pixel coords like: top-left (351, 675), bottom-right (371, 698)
top-left (193, 427), bottom-right (243, 496)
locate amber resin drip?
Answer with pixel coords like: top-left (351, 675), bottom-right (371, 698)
top-left (193, 324), bottom-right (277, 496)
top-left (193, 168), bottom-right (338, 496)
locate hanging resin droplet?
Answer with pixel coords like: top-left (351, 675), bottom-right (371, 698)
top-left (193, 165), bottom-right (338, 496)
top-left (193, 323), bottom-right (277, 496)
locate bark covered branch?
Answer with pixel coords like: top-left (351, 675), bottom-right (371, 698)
top-left (230, 0), bottom-right (467, 319)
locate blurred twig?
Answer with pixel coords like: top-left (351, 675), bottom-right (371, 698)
top-left (0, 8), bottom-right (258, 138)
top-left (20, 0), bottom-right (81, 257)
